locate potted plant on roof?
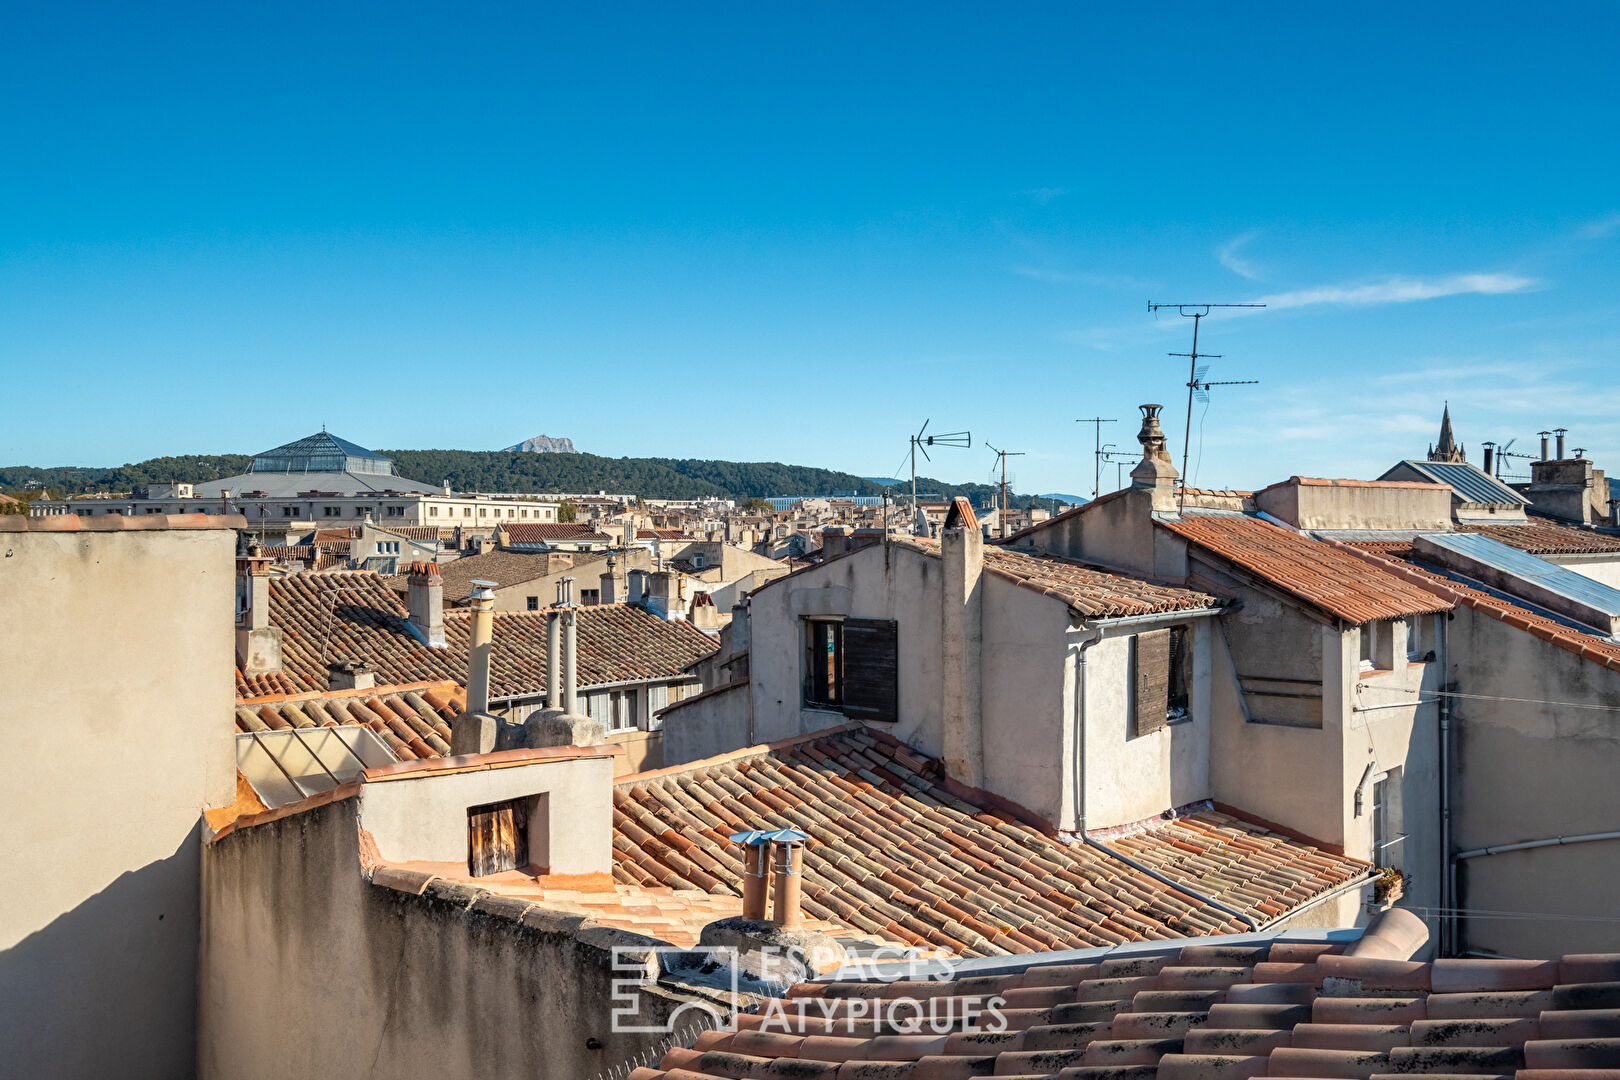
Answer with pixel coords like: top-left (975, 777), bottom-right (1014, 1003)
top-left (1372, 866), bottom-right (1405, 905)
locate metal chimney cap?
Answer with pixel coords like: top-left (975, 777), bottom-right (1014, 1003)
top-left (468, 579), bottom-right (498, 588)
top-left (729, 827), bottom-right (812, 846)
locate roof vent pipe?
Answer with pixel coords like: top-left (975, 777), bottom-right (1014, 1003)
top-left (465, 579), bottom-right (497, 714)
top-left (1481, 443), bottom-right (1495, 477)
top-left (1540, 431), bottom-right (1552, 461)
top-left (560, 576), bottom-right (579, 715)
top-left (1555, 428), bottom-right (1567, 460)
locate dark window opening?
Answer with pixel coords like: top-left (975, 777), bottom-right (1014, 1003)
top-left (1167, 625), bottom-right (1190, 722)
top-left (803, 619), bottom-right (843, 709)
top-left (468, 797), bottom-right (530, 877)
top-left (526, 596), bottom-right (540, 611)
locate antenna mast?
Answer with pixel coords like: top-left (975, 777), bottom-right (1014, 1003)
top-left (985, 443), bottom-right (1026, 540)
top-left (1075, 416), bottom-right (1117, 500)
top-left (908, 420), bottom-right (971, 521)
top-left (1147, 302), bottom-right (1264, 511)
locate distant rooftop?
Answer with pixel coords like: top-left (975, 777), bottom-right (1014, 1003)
top-left (250, 431), bottom-right (393, 476)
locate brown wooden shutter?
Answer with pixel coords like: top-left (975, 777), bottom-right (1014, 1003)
top-left (842, 618), bottom-right (898, 723)
top-left (1134, 628), bottom-right (1171, 737)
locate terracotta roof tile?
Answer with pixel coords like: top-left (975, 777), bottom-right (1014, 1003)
top-left (235, 569), bottom-right (717, 700)
top-left (1462, 521), bottom-right (1620, 556)
top-left (502, 522), bottom-right (614, 544)
top-left (609, 727), bottom-right (1366, 959)
top-left (1159, 517), bottom-right (1452, 624)
top-left (635, 940), bottom-right (1620, 1080)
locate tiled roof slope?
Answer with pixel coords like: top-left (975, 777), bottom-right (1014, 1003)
top-left (1341, 545), bottom-right (1620, 674)
top-left (1160, 516), bottom-right (1452, 625)
top-left (979, 546), bottom-right (1218, 618)
top-left (634, 942), bottom-right (1620, 1080)
top-left (1464, 520), bottom-right (1620, 556)
top-left (502, 522), bottom-right (613, 544)
top-left (611, 727), bottom-right (1368, 957)
top-left (235, 682), bottom-right (464, 761)
top-left (235, 570), bottom-right (717, 698)
top-left (382, 549), bottom-right (603, 598)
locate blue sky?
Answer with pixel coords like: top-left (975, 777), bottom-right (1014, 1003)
top-left (4, 3), bottom-right (1617, 495)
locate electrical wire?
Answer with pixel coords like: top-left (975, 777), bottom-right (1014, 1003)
top-left (1191, 397), bottom-right (1212, 487)
top-left (1406, 906), bottom-right (1620, 923)
top-left (1357, 683), bottom-right (1620, 714)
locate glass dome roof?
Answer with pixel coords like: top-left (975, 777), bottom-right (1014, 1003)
top-left (249, 432), bottom-right (393, 475)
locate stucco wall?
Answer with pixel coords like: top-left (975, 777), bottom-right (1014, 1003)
top-left (980, 573), bottom-right (1072, 825)
top-left (748, 543), bottom-right (945, 753)
top-left (199, 796), bottom-right (705, 1080)
top-left (1446, 607), bottom-right (1620, 956)
top-left (1550, 554), bottom-right (1620, 589)
top-left (661, 682), bottom-right (754, 767)
top-left (1080, 624), bottom-right (1212, 830)
top-left (361, 757), bottom-right (615, 874)
top-left (1255, 481), bottom-right (1452, 531)
top-left (0, 526), bottom-right (238, 1080)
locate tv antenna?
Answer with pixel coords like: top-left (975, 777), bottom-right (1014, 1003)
top-left (908, 420), bottom-right (971, 514)
top-left (1489, 437), bottom-right (1536, 480)
top-left (985, 444), bottom-right (1026, 540)
top-left (1075, 416), bottom-right (1117, 500)
top-left (1098, 447), bottom-right (1138, 493)
top-left (1148, 302), bottom-right (1264, 510)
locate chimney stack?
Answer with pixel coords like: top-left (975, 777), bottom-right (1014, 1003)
top-left (1540, 431), bottom-right (1552, 461)
top-left (940, 497), bottom-right (984, 788)
top-left (235, 561), bottom-right (283, 676)
top-left (327, 660), bottom-right (374, 693)
top-left (740, 839), bottom-right (769, 920)
top-left (545, 603), bottom-right (562, 710)
top-left (1482, 442), bottom-right (1495, 476)
top-left (561, 577), bottom-right (579, 715)
top-left (465, 579), bottom-right (497, 714)
top-left (406, 561), bottom-right (445, 648)
top-left (1555, 428), bottom-right (1568, 460)
top-left (769, 834), bottom-right (809, 930)
top-left (1130, 404), bottom-right (1180, 511)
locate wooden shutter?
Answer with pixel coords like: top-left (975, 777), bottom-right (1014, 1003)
top-left (1133, 629), bottom-right (1171, 737)
top-left (468, 798), bottom-right (529, 877)
top-left (843, 618), bottom-right (899, 723)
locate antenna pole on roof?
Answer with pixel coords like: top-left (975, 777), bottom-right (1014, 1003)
top-left (985, 444), bottom-right (1026, 540)
top-left (1148, 302), bottom-right (1264, 512)
top-left (1076, 417), bottom-right (1117, 500)
top-left (908, 420), bottom-right (971, 527)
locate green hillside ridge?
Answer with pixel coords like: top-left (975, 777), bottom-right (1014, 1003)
top-left (1, 448), bottom-right (1048, 506)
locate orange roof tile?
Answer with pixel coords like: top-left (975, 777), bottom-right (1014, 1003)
top-left (1159, 516), bottom-right (1452, 625)
top-left (632, 940), bottom-right (1620, 1080)
top-left (610, 726), bottom-right (1367, 958)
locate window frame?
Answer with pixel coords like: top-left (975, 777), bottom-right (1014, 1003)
top-left (802, 617), bottom-right (844, 711)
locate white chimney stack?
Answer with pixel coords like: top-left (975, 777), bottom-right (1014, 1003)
top-left (465, 579), bottom-right (497, 714)
top-left (406, 561), bottom-right (445, 648)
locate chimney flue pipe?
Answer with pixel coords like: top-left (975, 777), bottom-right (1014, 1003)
top-left (770, 841), bottom-right (805, 930)
top-left (1482, 443), bottom-right (1495, 476)
top-left (1540, 431), bottom-right (1552, 461)
top-left (560, 576), bottom-right (579, 714)
top-left (741, 843), bottom-right (769, 920)
top-left (545, 609), bottom-right (561, 709)
top-left (466, 579), bottom-right (497, 714)
top-left (1555, 428), bottom-right (1567, 460)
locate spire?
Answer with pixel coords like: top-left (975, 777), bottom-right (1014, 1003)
top-left (1429, 403), bottom-right (1466, 463)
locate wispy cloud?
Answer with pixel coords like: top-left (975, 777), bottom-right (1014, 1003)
top-left (1577, 212), bottom-right (1620, 240)
top-left (1217, 232), bottom-right (1261, 279)
top-left (1248, 272), bottom-right (1537, 311)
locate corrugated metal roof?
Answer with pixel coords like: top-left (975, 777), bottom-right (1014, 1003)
top-left (1416, 532), bottom-right (1620, 620)
top-left (1391, 460), bottom-right (1529, 506)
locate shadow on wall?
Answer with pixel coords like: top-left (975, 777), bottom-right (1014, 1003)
top-left (0, 828), bottom-right (202, 1080)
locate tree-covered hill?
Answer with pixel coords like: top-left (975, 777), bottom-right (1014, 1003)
top-left (2, 447), bottom-right (1049, 506)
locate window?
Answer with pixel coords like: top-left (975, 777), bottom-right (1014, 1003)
top-left (1372, 768), bottom-right (1405, 870)
top-left (1359, 622), bottom-right (1377, 671)
top-left (1405, 615), bottom-right (1423, 661)
top-left (526, 596), bottom-right (539, 611)
top-left (463, 507), bottom-right (472, 518)
top-left (521, 508), bottom-right (528, 518)
top-left (467, 797), bottom-right (529, 877)
top-left (692, 553), bottom-right (706, 569)
top-left (429, 506), bottom-right (439, 518)
top-left (1167, 625), bottom-right (1191, 722)
top-left (1132, 626), bottom-right (1190, 736)
top-left (283, 506), bottom-right (297, 517)
top-left (609, 689), bottom-right (639, 731)
top-left (479, 507), bottom-right (487, 517)
top-left (581, 588), bottom-right (600, 605)
top-left (507, 508), bottom-right (515, 518)
top-left (802, 617), bottom-right (898, 721)
top-left (803, 619), bottom-right (843, 709)
top-left (324, 506), bottom-right (341, 517)
top-left (386, 505), bottom-right (405, 517)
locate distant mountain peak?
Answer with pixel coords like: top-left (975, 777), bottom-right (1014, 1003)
top-left (504, 435), bottom-right (578, 454)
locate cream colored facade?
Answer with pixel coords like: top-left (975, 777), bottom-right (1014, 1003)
top-left (0, 514), bottom-right (240, 1080)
